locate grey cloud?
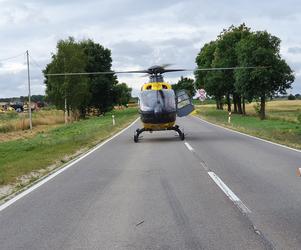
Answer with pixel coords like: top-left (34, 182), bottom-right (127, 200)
top-left (1, 0), bottom-right (301, 97)
top-left (288, 47), bottom-right (301, 54)
top-left (111, 40), bottom-right (153, 57)
top-left (111, 36), bottom-right (202, 70)
top-left (111, 40), bottom-right (154, 69)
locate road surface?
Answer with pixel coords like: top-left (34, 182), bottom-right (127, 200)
top-left (1, 116), bottom-right (301, 249)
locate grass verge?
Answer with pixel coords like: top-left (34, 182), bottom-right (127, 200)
top-left (0, 109), bottom-right (65, 133)
top-left (194, 105), bottom-right (301, 150)
top-left (0, 108), bottom-right (138, 190)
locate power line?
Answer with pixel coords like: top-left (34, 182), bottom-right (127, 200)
top-left (28, 54), bottom-right (44, 72)
top-left (0, 52), bottom-right (25, 62)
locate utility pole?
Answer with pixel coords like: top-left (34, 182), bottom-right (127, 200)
top-left (26, 50), bottom-right (33, 131)
top-left (64, 56), bottom-right (68, 124)
top-left (64, 97), bottom-right (68, 124)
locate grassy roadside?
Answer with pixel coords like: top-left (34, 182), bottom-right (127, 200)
top-left (0, 109), bottom-right (65, 133)
top-left (194, 103), bottom-right (301, 150)
top-left (0, 108), bottom-right (138, 190)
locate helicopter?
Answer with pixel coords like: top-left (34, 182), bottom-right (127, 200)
top-left (129, 65), bottom-right (194, 142)
top-left (46, 64), bottom-right (260, 142)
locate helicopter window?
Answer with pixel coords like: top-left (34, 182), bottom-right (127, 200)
top-left (146, 85), bottom-right (152, 90)
top-left (176, 91), bottom-right (192, 109)
top-left (139, 90), bottom-right (176, 112)
top-left (162, 84), bottom-right (168, 89)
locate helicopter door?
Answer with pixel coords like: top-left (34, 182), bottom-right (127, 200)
top-left (176, 90), bottom-right (194, 117)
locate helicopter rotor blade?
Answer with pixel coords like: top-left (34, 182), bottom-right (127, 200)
top-left (45, 70), bottom-right (149, 76)
top-left (45, 66), bottom-right (269, 77)
top-left (193, 66), bottom-right (268, 71)
top-left (163, 69), bottom-right (187, 73)
top-left (114, 70), bottom-right (149, 74)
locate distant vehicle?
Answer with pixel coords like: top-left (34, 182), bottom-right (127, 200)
top-left (36, 101), bottom-right (45, 108)
top-left (23, 102), bottom-right (36, 112)
top-left (11, 104), bottom-right (23, 112)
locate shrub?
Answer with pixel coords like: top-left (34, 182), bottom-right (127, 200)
top-left (298, 113), bottom-right (301, 123)
top-left (253, 102), bottom-right (260, 115)
top-left (288, 94), bottom-right (296, 100)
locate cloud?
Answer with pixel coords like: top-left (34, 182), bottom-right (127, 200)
top-left (288, 47), bottom-right (301, 54)
top-left (0, 62), bottom-right (27, 75)
top-left (0, 0), bottom-right (301, 97)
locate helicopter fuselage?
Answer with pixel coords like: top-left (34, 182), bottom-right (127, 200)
top-left (139, 81), bottom-right (176, 131)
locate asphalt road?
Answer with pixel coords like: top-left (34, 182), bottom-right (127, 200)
top-left (1, 116), bottom-right (301, 249)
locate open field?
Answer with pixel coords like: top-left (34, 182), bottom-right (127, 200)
top-left (0, 109), bottom-right (65, 134)
top-left (0, 108), bottom-right (138, 194)
top-left (194, 100), bottom-right (301, 150)
top-left (245, 100), bottom-right (301, 122)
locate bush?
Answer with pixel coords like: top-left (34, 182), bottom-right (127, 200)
top-left (288, 94), bottom-right (296, 100)
top-left (298, 113), bottom-right (301, 123)
top-left (253, 102), bottom-right (260, 115)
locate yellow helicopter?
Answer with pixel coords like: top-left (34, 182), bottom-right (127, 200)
top-left (46, 64), bottom-right (259, 142)
top-left (130, 65), bottom-right (194, 142)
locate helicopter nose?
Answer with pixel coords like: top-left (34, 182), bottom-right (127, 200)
top-left (154, 105), bottom-right (163, 115)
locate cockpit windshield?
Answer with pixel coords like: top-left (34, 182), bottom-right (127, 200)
top-left (139, 90), bottom-right (176, 113)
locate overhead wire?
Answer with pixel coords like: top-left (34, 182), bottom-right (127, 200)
top-left (0, 52), bottom-right (25, 62)
top-left (28, 54), bottom-right (45, 72)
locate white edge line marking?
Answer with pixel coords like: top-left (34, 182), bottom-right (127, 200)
top-left (0, 117), bottom-right (140, 212)
top-left (184, 142), bottom-right (194, 152)
top-left (208, 171), bottom-right (251, 214)
top-left (193, 115), bottom-right (301, 154)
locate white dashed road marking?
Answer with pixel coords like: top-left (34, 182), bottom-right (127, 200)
top-left (184, 142), bottom-right (194, 152)
top-left (184, 140), bottom-right (251, 214)
top-left (208, 171), bottom-right (251, 214)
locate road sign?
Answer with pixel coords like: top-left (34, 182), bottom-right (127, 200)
top-left (198, 89), bottom-right (206, 102)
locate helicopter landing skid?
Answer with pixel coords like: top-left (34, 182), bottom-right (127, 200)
top-left (134, 125), bottom-right (185, 143)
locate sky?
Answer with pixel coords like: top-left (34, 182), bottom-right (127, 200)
top-left (0, 0), bottom-right (301, 98)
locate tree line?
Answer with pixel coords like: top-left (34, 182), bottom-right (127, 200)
top-left (44, 24), bottom-right (295, 120)
top-left (43, 37), bottom-right (131, 118)
top-left (194, 23), bottom-right (294, 119)
top-left (0, 95), bottom-right (45, 103)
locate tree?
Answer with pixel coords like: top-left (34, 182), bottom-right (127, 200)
top-left (235, 31), bottom-right (294, 119)
top-left (80, 39), bottom-right (117, 114)
top-left (44, 38), bottom-right (116, 117)
top-left (30, 95), bottom-right (45, 103)
top-left (113, 83), bottom-right (132, 106)
top-left (195, 41), bottom-right (225, 109)
top-left (288, 94), bottom-right (296, 100)
top-left (44, 37), bottom-right (90, 118)
top-left (172, 77), bottom-right (196, 98)
top-left (213, 24), bottom-right (251, 113)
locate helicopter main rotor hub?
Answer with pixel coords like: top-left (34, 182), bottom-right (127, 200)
top-left (147, 65), bottom-right (165, 75)
top-left (149, 73), bottom-right (164, 83)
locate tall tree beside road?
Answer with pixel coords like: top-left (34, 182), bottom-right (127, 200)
top-left (113, 83), bottom-right (132, 106)
top-left (81, 39), bottom-right (117, 114)
top-left (213, 24), bottom-right (251, 113)
top-left (44, 37), bottom-right (90, 118)
top-left (195, 41), bottom-right (225, 109)
top-left (235, 31), bottom-right (294, 119)
top-left (195, 24), bottom-right (294, 118)
top-left (44, 38), bottom-right (118, 117)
